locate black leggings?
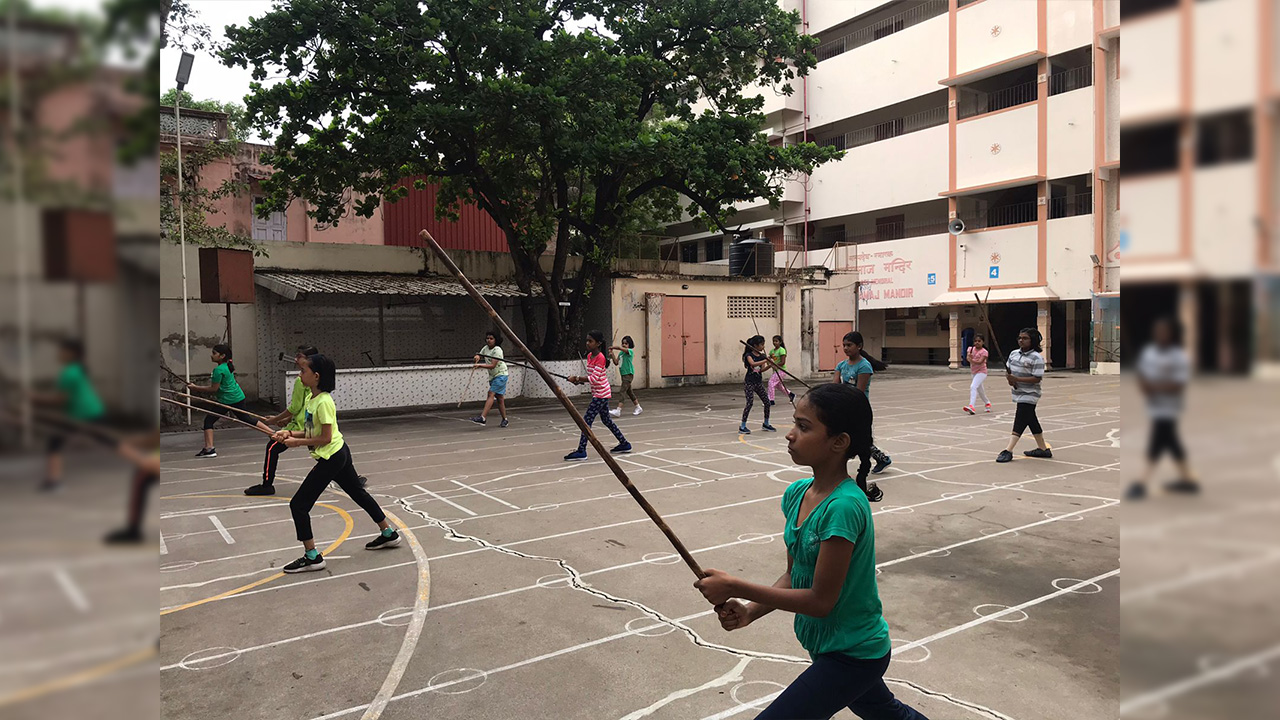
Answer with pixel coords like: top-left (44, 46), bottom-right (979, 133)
top-left (125, 470), bottom-right (159, 533)
top-left (577, 397), bottom-right (626, 452)
top-left (1148, 419), bottom-right (1186, 462)
top-left (290, 444), bottom-right (386, 542)
top-left (742, 377), bottom-right (770, 424)
top-left (203, 400), bottom-right (255, 430)
top-left (262, 438), bottom-right (288, 486)
top-left (1012, 402), bottom-right (1043, 436)
top-left (756, 651), bottom-right (929, 720)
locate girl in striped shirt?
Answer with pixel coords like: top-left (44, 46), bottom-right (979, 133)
top-left (564, 330), bottom-right (631, 461)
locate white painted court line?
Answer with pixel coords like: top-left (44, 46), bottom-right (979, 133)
top-left (361, 509), bottom-right (430, 720)
top-left (1120, 551), bottom-right (1280, 604)
top-left (53, 568), bottom-right (90, 612)
top-left (209, 515), bottom-right (236, 545)
top-left (411, 485), bottom-right (477, 516)
top-left (159, 532), bottom-right (167, 556)
top-left (450, 479), bottom-right (519, 509)
top-left (1120, 641), bottom-right (1280, 716)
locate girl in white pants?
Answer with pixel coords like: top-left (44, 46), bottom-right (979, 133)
top-left (964, 335), bottom-right (991, 415)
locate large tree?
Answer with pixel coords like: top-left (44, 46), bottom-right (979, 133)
top-left (221, 0), bottom-right (839, 358)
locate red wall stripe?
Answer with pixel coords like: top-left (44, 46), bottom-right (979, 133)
top-left (383, 176), bottom-right (507, 252)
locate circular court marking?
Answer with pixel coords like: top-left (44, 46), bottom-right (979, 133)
top-left (528, 503), bottom-right (560, 512)
top-left (980, 527), bottom-right (1019, 538)
top-left (609, 491), bottom-right (629, 499)
top-left (428, 668), bottom-right (488, 695)
top-left (377, 607), bottom-right (414, 627)
top-left (1052, 577), bottom-right (1103, 594)
top-left (517, 466), bottom-right (541, 471)
top-left (1124, 700), bottom-right (1170, 718)
top-left (442, 518), bottom-right (464, 526)
top-left (673, 481), bottom-right (700, 489)
top-left (642, 552), bottom-right (681, 566)
top-left (1197, 654), bottom-right (1271, 680)
top-left (440, 475), bottom-right (470, 482)
top-left (909, 546), bottom-right (952, 558)
top-left (163, 532), bottom-right (188, 541)
top-left (179, 647), bottom-right (241, 670)
top-left (535, 574), bottom-right (573, 589)
top-left (560, 477), bottom-right (586, 484)
top-left (878, 506), bottom-right (915, 514)
top-left (731, 681), bottom-right (787, 707)
top-left (941, 492), bottom-right (975, 501)
top-left (973, 604), bottom-right (1029, 623)
top-left (890, 639), bottom-right (932, 664)
top-left (160, 561), bottom-right (198, 573)
top-left (1044, 511), bottom-right (1084, 522)
top-left (737, 533), bottom-right (774, 545)
top-left (626, 616), bottom-right (677, 637)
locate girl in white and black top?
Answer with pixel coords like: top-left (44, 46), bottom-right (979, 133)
top-left (1127, 317), bottom-right (1198, 499)
top-left (996, 328), bottom-right (1052, 463)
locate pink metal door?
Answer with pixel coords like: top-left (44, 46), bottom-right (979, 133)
top-left (681, 297), bottom-right (707, 375)
top-left (661, 296), bottom-right (686, 376)
top-left (819, 321), bottom-right (852, 372)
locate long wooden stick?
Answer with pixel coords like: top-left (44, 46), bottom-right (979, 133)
top-left (974, 290), bottom-right (1005, 361)
top-left (159, 388), bottom-right (274, 425)
top-left (458, 366), bottom-right (477, 408)
top-left (159, 397), bottom-right (274, 436)
top-left (739, 339), bottom-right (812, 390)
top-left (497, 358), bottom-right (576, 382)
top-left (420, 229), bottom-right (708, 579)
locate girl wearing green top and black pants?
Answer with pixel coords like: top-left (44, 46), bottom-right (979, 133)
top-left (186, 344), bottom-right (256, 458)
top-left (608, 336), bottom-right (642, 417)
top-left (273, 354), bottom-right (400, 573)
top-left (35, 340), bottom-right (105, 491)
top-left (696, 383), bottom-right (927, 720)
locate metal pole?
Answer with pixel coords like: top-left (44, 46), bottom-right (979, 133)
top-left (9, 1), bottom-right (33, 448)
top-left (175, 92), bottom-right (192, 423)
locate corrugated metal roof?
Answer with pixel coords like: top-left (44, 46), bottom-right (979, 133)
top-left (254, 271), bottom-right (529, 299)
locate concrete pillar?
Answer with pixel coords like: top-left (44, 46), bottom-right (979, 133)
top-left (948, 310), bottom-right (960, 369)
top-left (1066, 300), bottom-right (1077, 369)
top-left (1037, 301), bottom-right (1051, 368)
top-left (644, 292), bottom-right (664, 389)
top-left (1218, 282), bottom-right (1233, 372)
top-left (1179, 282), bottom-right (1198, 370)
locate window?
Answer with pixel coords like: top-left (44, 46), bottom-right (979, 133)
top-left (252, 196), bottom-right (288, 241)
top-left (680, 242), bottom-right (699, 263)
top-left (1196, 110), bottom-right (1254, 166)
top-left (728, 296), bottom-right (778, 318)
top-left (875, 215), bottom-right (905, 242)
top-left (917, 319), bottom-right (938, 337)
top-left (885, 321), bottom-right (907, 337)
top-left (705, 238), bottom-right (724, 262)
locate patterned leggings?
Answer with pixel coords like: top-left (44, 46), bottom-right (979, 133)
top-left (742, 378), bottom-right (771, 424)
top-left (577, 397), bottom-right (627, 452)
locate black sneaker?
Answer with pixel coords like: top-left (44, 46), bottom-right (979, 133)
top-left (37, 479), bottom-right (61, 493)
top-left (769, 400), bottom-right (775, 406)
top-left (788, 392), bottom-right (796, 403)
top-left (1023, 447), bottom-right (1053, 459)
top-left (996, 450), bottom-right (1014, 463)
top-left (244, 484), bottom-right (275, 496)
top-left (610, 441), bottom-right (632, 454)
top-left (1165, 478), bottom-right (1200, 495)
top-left (470, 416), bottom-right (486, 425)
top-left (104, 527), bottom-right (143, 544)
top-left (358, 475), bottom-right (369, 487)
top-left (866, 483), bottom-right (884, 503)
top-left (500, 418), bottom-right (509, 428)
top-left (366, 531), bottom-right (402, 550)
top-left (283, 554), bottom-right (327, 573)
top-left (564, 450), bottom-right (588, 461)
top-left (872, 457), bottom-right (892, 474)
top-left (195, 447), bottom-right (217, 459)
top-left (1124, 482), bottom-right (1147, 500)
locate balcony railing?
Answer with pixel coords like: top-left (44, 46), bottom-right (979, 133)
top-left (1049, 64), bottom-right (1094, 96)
top-left (815, 0), bottom-right (948, 63)
top-left (1049, 190), bottom-right (1093, 219)
top-left (958, 81), bottom-right (1037, 120)
top-left (961, 201), bottom-right (1039, 230)
top-left (816, 106), bottom-right (948, 151)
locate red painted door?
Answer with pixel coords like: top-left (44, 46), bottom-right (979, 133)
top-left (819, 321), bottom-right (853, 372)
top-left (662, 296), bottom-right (686, 377)
top-left (681, 297), bottom-right (706, 375)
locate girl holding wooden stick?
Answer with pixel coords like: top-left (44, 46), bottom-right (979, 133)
top-left (185, 344), bottom-right (256, 459)
top-left (563, 330), bottom-right (630, 460)
top-left (470, 331), bottom-right (510, 427)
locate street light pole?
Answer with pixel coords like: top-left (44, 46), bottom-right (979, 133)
top-left (175, 52), bottom-right (194, 423)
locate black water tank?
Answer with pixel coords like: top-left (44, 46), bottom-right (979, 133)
top-left (729, 237), bottom-right (772, 277)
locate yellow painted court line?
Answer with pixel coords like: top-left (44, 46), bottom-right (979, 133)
top-left (0, 645), bottom-right (156, 708)
top-left (360, 511), bottom-right (431, 720)
top-left (159, 495), bottom-right (354, 616)
top-left (738, 434), bottom-right (776, 453)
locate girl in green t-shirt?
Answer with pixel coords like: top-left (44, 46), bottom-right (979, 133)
top-left (185, 344), bottom-right (255, 459)
top-left (695, 384), bottom-right (928, 720)
top-left (607, 336), bottom-right (642, 417)
top-left (766, 335), bottom-right (796, 407)
top-left (33, 339), bottom-right (105, 491)
top-left (271, 354), bottom-right (401, 573)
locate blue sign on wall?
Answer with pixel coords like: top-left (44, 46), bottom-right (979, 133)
top-left (927, 273), bottom-right (937, 285)
top-left (989, 266), bottom-right (1000, 279)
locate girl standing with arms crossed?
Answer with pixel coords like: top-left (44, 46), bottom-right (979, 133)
top-left (767, 335), bottom-right (796, 406)
top-left (694, 384), bottom-right (923, 720)
top-left (186, 344), bottom-right (255, 459)
top-left (834, 332), bottom-right (892, 474)
top-left (470, 331), bottom-right (510, 428)
top-left (272, 354), bottom-right (400, 573)
top-left (608, 336), bottom-right (643, 417)
top-left (963, 335), bottom-right (991, 415)
top-left (740, 335), bottom-right (775, 434)
top-left (997, 328), bottom-right (1052, 463)
top-left (564, 331), bottom-right (630, 460)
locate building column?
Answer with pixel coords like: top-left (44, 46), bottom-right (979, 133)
top-left (1037, 301), bottom-right (1051, 367)
top-left (949, 310), bottom-right (960, 369)
top-left (1179, 282), bottom-right (1198, 370)
top-left (1066, 300), bottom-right (1078, 369)
top-left (1218, 282), bottom-right (1234, 372)
top-left (644, 292), bottom-right (664, 389)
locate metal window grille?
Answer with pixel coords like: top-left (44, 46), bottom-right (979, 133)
top-left (816, 0), bottom-right (948, 62)
top-left (885, 321), bottom-right (908, 337)
top-left (728, 296), bottom-right (778, 319)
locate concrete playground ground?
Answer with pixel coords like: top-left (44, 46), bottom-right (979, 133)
top-left (157, 371), bottom-right (1122, 720)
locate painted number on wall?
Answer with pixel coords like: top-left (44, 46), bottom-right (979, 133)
top-left (927, 273), bottom-right (937, 285)
top-left (989, 266), bottom-right (1000, 279)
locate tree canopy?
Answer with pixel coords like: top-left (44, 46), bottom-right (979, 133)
top-left (222, 0), bottom-right (840, 357)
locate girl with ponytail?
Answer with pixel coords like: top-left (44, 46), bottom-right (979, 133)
top-left (835, 332), bottom-right (893, 474)
top-left (694, 384), bottom-right (929, 720)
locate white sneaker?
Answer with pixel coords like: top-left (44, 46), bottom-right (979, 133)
top-left (633, 405), bottom-right (643, 415)
top-left (609, 408), bottom-right (622, 418)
